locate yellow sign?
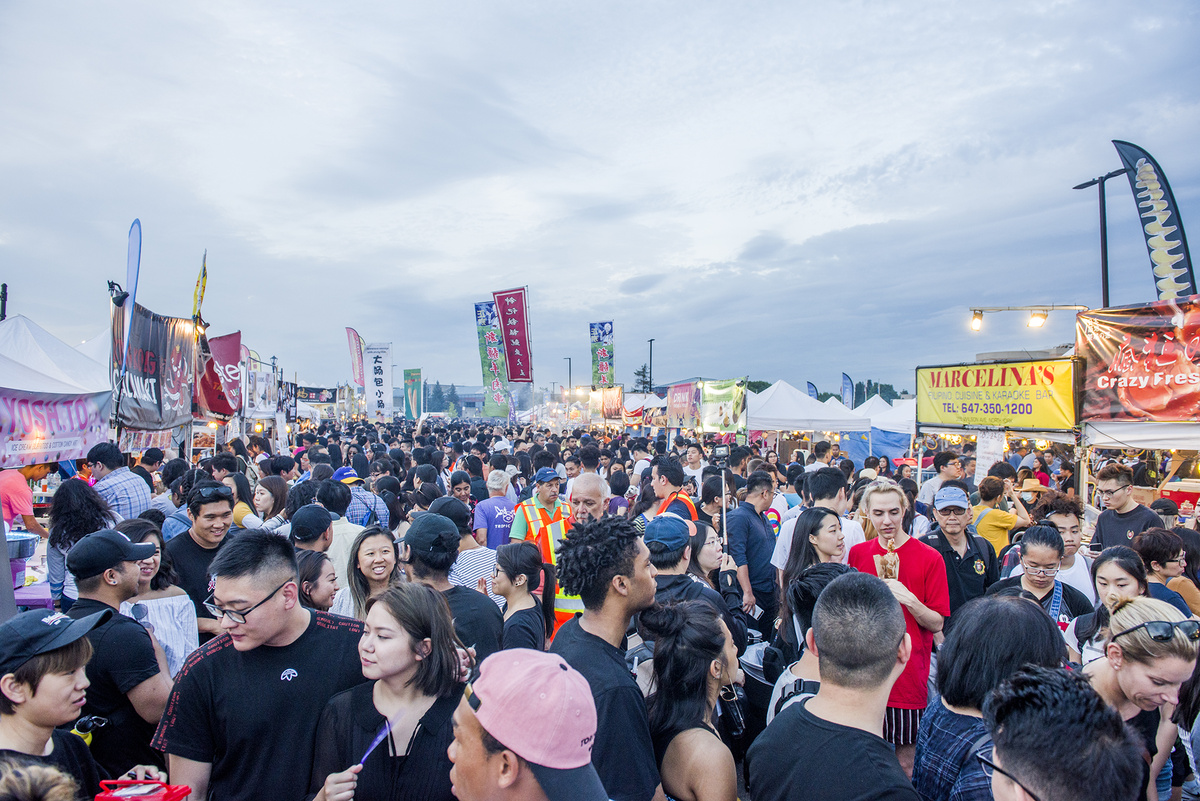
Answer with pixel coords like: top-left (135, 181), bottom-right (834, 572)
top-left (916, 359), bottom-right (1076, 431)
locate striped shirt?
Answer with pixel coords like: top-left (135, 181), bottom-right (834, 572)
top-left (448, 547), bottom-right (503, 608)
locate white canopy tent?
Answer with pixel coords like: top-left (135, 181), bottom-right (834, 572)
top-left (871, 399), bottom-right (917, 437)
top-left (0, 315), bottom-right (110, 394)
top-left (749, 381), bottom-right (871, 432)
top-left (856, 394), bottom-right (893, 418)
top-left (296, 401), bottom-right (321, 421)
top-left (76, 330), bottom-right (110, 368)
top-left (1082, 421), bottom-right (1200, 450)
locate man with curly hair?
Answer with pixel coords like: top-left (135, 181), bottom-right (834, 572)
top-left (550, 516), bottom-right (662, 801)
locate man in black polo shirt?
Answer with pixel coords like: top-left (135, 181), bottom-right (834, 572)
top-left (550, 516), bottom-right (662, 801)
top-left (164, 483), bottom-right (235, 641)
top-left (66, 529), bottom-right (173, 777)
top-left (920, 484), bottom-right (998, 617)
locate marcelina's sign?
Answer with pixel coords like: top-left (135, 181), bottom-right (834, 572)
top-left (916, 360), bottom-right (1077, 431)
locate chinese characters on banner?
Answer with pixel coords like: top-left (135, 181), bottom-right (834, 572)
top-left (364, 343), bottom-right (393, 420)
top-left (590, 321), bottom-right (614, 387)
top-left (1077, 299), bottom-right (1200, 421)
top-left (491, 287), bottom-right (533, 383)
top-left (475, 302), bottom-right (510, 418)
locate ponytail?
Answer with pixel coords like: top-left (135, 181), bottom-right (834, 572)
top-left (539, 562), bottom-right (557, 638)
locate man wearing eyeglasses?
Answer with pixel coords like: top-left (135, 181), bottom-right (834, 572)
top-left (152, 530), bottom-right (364, 801)
top-left (164, 483), bottom-right (235, 641)
top-left (1092, 463), bottom-right (1164, 550)
top-left (981, 666), bottom-right (1142, 801)
top-left (921, 484), bottom-right (999, 615)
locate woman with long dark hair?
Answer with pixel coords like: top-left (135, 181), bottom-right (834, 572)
top-left (774, 507), bottom-right (845, 654)
top-left (1067, 546), bottom-right (1150, 665)
top-left (374, 475), bottom-right (408, 536)
top-left (222, 472), bottom-right (261, 529)
top-left (331, 526), bottom-right (404, 620)
top-left (116, 518), bottom-right (198, 677)
top-left (492, 541), bottom-right (555, 650)
top-left (640, 601), bottom-right (738, 801)
top-left (310, 583), bottom-right (463, 801)
top-left (254, 475), bottom-right (289, 531)
top-left (297, 550), bottom-right (339, 612)
top-left (47, 479), bottom-right (119, 610)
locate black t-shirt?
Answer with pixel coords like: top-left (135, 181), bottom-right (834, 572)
top-left (151, 611), bottom-right (366, 801)
top-left (66, 598), bottom-right (164, 776)
top-left (443, 585), bottom-right (503, 664)
top-left (131, 464), bottom-right (155, 490)
top-left (307, 682), bottom-right (460, 801)
top-left (919, 526), bottom-right (1000, 615)
top-left (985, 576), bottom-right (1094, 625)
top-left (550, 617), bottom-right (660, 801)
top-left (748, 699), bottom-right (918, 801)
top-left (164, 530), bottom-right (229, 627)
top-left (470, 476), bottom-right (489, 504)
top-left (0, 730), bottom-right (104, 800)
top-left (501, 606), bottom-right (545, 651)
top-left (1093, 505), bottom-right (1164, 550)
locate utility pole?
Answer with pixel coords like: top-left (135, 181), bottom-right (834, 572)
top-left (647, 339), bottom-right (655, 394)
top-left (1073, 167), bottom-right (1130, 308)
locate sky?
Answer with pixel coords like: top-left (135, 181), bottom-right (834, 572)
top-left (1, 1), bottom-right (1198, 397)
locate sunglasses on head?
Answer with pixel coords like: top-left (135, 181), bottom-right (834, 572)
top-left (1113, 620), bottom-right (1200, 643)
top-left (195, 485), bottom-right (234, 501)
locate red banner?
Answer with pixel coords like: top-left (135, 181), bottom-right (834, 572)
top-left (492, 287), bottom-right (533, 383)
top-left (195, 332), bottom-right (242, 421)
top-left (1077, 298), bottom-right (1200, 421)
top-left (346, 327), bottom-right (365, 387)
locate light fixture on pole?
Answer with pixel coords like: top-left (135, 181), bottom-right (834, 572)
top-left (965, 305), bottom-right (1089, 331)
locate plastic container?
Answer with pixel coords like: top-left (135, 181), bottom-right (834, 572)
top-left (7, 532), bottom-right (39, 590)
top-left (96, 780), bottom-right (191, 799)
top-left (1162, 480), bottom-right (1200, 519)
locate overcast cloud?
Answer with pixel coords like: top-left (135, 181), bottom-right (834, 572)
top-left (1, 1), bottom-right (1197, 395)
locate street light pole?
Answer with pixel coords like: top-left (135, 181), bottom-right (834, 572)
top-left (563, 357), bottom-right (571, 394)
top-left (1074, 167), bottom-right (1130, 309)
top-left (648, 338), bottom-right (655, 394)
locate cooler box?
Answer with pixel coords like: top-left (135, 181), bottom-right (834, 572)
top-left (1161, 480), bottom-right (1200, 519)
top-left (7, 532), bottom-right (39, 589)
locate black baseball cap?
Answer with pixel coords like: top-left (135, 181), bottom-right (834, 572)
top-left (0, 608), bottom-right (113, 678)
top-left (67, 529), bottom-right (156, 580)
top-left (404, 512), bottom-right (459, 555)
top-left (290, 504), bottom-right (334, 543)
top-left (428, 496), bottom-right (471, 535)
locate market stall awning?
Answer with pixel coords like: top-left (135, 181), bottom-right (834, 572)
top-left (0, 315), bottom-right (111, 395)
top-left (1083, 422), bottom-right (1200, 450)
top-left (872, 399), bottom-right (917, 436)
top-left (749, 380), bottom-right (870, 432)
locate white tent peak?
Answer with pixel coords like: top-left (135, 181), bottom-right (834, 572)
top-left (856, 394), bottom-right (893, 417)
top-left (749, 380), bottom-right (870, 432)
top-left (0, 315), bottom-right (111, 395)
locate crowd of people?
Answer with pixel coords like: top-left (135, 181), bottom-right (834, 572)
top-left (0, 421), bottom-right (1197, 801)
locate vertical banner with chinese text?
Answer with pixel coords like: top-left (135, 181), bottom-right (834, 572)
top-left (364, 343), bottom-right (393, 420)
top-left (475, 302), bottom-right (510, 418)
top-left (492, 287), bottom-right (533, 383)
top-left (590, 322), bottom-right (614, 387)
top-left (404, 369), bottom-right (422, 420)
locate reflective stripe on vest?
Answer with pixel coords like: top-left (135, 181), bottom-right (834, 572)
top-left (516, 499), bottom-right (582, 609)
top-left (658, 491), bottom-right (698, 521)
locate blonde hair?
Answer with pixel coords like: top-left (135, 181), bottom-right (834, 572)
top-left (1108, 596), bottom-right (1199, 665)
top-left (860, 479), bottom-right (909, 515)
